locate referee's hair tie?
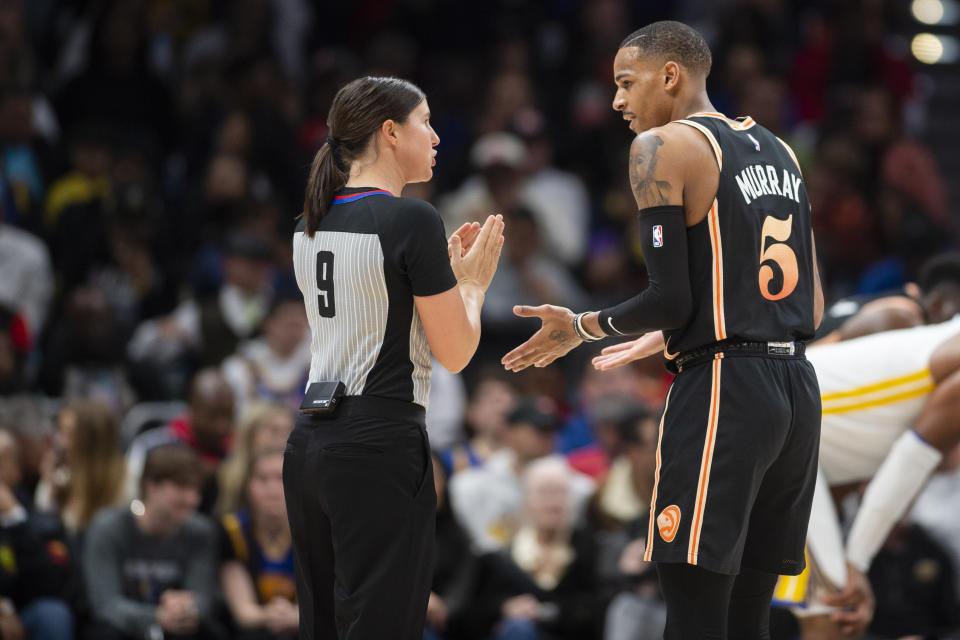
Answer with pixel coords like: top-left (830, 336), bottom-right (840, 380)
top-left (326, 136), bottom-right (340, 151)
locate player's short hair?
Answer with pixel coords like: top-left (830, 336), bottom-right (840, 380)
top-left (620, 21), bottom-right (712, 77)
top-left (919, 252), bottom-right (960, 294)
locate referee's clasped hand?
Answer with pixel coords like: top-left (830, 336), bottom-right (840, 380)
top-left (450, 214), bottom-right (504, 293)
top-left (448, 221), bottom-right (481, 259)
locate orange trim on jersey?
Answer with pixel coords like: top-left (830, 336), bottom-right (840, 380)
top-left (688, 112), bottom-right (757, 130)
top-left (776, 136), bottom-right (802, 174)
top-left (688, 356), bottom-right (722, 565)
top-left (673, 119), bottom-right (722, 170)
top-left (707, 199), bottom-right (727, 340)
top-left (644, 385), bottom-right (674, 562)
top-left (822, 384), bottom-right (935, 415)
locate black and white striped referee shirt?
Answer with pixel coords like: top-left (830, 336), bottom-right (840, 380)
top-left (293, 187), bottom-right (456, 409)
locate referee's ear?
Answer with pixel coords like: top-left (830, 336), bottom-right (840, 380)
top-left (380, 119), bottom-right (400, 149)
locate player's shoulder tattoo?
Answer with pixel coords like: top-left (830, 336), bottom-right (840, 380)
top-left (629, 131), bottom-right (672, 209)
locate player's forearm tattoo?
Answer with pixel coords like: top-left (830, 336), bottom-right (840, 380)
top-left (629, 134), bottom-right (672, 208)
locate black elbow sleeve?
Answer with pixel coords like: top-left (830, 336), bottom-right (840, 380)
top-left (598, 206), bottom-right (691, 336)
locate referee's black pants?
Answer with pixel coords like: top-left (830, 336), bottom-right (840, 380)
top-left (283, 404), bottom-right (436, 640)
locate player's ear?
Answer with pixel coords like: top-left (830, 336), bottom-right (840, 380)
top-left (663, 61), bottom-right (680, 92)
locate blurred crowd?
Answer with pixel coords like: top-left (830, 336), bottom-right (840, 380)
top-left (0, 0), bottom-right (957, 639)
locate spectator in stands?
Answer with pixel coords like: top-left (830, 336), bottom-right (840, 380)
top-left (127, 231), bottom-right (275, 392)
top-left (438, 369), bottom-right (518, 476)
top-left (517, 113), bottom-right (591, 267)
top-left (34, 399), bottom-right (126, 537)
top-left (0, 215), bottom-right (53, 339)
top-left (0, 306), bottom-right (29, 395)
top-left (425, 453), bottom-right (479, 640)
top-left (867, 521), bottom-right (959, 638)
top-left (589, 402), bottom-right (665, 640)
top-left (126, 369), bottom-right (236, 514)
top-left (83, 444), bottom-right (222, 640)
top-left (221, 295), bottom-right (310, 418)
top-left (215, 403), bottom-right (293, 517)
top-left (0, 428), bottom-right (78, 640)
top-left (219, 449), bottom-right (297, 640)
top-left (38, 286), bottom-right (136, 414)
top-left (449, 398), bottom-right (595, 552)
top-left (588, 398), bottom-right (657, 532)
top-left (469, 457), bottom-right (602, 640)
top-left (0, 395), bottom-right (54, 509)
top-left (559, 355), bottom-right (667, 474)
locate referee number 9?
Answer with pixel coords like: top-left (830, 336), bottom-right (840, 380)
top-left (758, 214), bottom-right (798, 301)
top-left (316, 251), bottom-right (336, 317)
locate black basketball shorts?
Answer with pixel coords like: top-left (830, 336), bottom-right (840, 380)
top-left (643, 353), bottom-right (821, 576)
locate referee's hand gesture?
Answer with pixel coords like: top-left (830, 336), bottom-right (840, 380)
top-left (449, 214), bottom-right (504, 293)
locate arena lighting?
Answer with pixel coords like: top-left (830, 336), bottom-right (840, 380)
top-left (912, 0), bottom-right (960, 24)
top-left (911, 33), bottom-right (960, 63)
top-left (913, 0), bottom-right (944, 23)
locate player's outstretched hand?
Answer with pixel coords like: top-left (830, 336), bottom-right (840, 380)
top-left (450, 214), bottom-right (504, 292)
top-left (448, 221), bottom-right (481, 258)
top-left (592, 331), bottom-right (666, 370)
top-left (821, 562), bottom-right (875, 636)
top-left (501, 304), bottom-right (581, 372)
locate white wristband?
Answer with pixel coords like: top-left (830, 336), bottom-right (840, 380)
top-left (846, 430), bottom-right (942, 572)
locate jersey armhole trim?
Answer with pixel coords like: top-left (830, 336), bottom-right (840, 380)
top-left (673, 119), bottom-right (723, 171)
top-left (776, 136), bottom-right (803, 175)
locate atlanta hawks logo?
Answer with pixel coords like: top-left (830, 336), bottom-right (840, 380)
top-left (657, 505), bottom-right (681, 542)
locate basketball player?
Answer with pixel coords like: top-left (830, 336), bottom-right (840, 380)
top-left (285, 76), bottom-right (504, 640)
top-left (502, 22), bottom-right (824, 639)
top-left (596, 317), bottom-right (960, 638)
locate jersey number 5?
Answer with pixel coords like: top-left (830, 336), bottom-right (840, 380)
top-left (316, 251), bottom-right (335, 317)
top-left (758, 214), bottom-right (798, 301)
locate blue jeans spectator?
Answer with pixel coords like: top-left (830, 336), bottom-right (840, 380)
top-left (493, 618), bottom-right (539, 640)
top-left (20, 598), bottom-right (74, 640)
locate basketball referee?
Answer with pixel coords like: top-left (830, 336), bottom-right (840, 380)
top-left (284, 76), bottom-right (504, 640)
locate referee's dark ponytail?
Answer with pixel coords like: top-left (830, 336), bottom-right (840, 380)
top-left (302, 76), bottom-right (426, 236)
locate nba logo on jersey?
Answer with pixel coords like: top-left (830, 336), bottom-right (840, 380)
top-left (652, 225), bottom-right (663, 248)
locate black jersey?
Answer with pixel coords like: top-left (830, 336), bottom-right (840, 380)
top-left (292, 187), bottom-right (456, 408)
top-left (662, 113), bottom-right (816, 359)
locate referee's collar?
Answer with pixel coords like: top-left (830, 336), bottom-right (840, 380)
top-left (332, 187), bottom-right (396, 204)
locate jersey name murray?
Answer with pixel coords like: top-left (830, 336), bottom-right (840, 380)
top-left (734, 163), bottom-right (803, 205)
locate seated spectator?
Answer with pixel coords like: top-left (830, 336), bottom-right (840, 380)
top-left (35, 399), bottom-right (126, 537)
top-left (0, 217), bottom-right (53, 339)
top-left (587, 402), bottom-right (665, 640)
top-left (867, 521), bottom-right (959, 639)
top-left (450, 398), bottom-right (595, 552)
top-left (468, 457), bottom-right (603, 640)
top-left (127, 231), bottom-right (275, 386)
top-left (219, 449), bottom-right (297, 640)
top-left (83, 444), bottom-right (223, 640)
top-left (216, 403), bottom-right (294, 517)
top-left (0, 427), bottom-right (78, 640)
top-left (38, 287), bottom-right (136, 414)
top-left (0, 394), bottom-right (54, 509)
top-left (126, 368), bottom-right (236, 514)
top-left (425, 453), bottom-right (479, 640)
top-left (221, 295), bottom-right (310, 418)
top-left (588, 399), bottom-right (657, 532)
top-left (0, 306), bottom-right (29, 395)
top-left (439, 370), bottom-right (518, 476)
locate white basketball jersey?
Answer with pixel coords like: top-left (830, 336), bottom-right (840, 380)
top-left (808, 315), bottom-right (960, 485)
